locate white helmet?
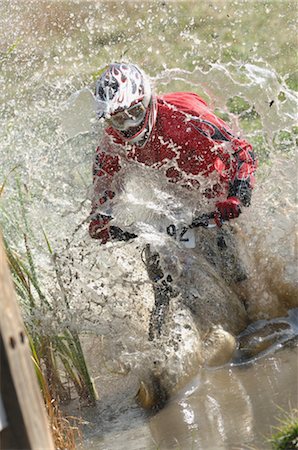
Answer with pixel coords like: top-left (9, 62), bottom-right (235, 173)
top-left (95, 62), bottom-right (157, 146)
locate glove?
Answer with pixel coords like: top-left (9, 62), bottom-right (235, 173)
top-left (92, 226), bottom-right (137, 245)
top-left (190, 213), bottom-right (210, 228)
top-left (89, 226), bottom-right (137, 245)
top-left (110, 226), bottom-right (137, 242)
top-left (216, 197), bottom-right (242, 223)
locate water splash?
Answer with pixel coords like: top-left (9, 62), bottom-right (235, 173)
top-left (1, 2), bottom-right (297, 448)
top-left (1, 58), bottom-right (297, 340)
top-left (232, 308), bottom-right (298, 365)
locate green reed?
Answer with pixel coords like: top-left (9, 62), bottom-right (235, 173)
top-left (1, 179), bottom-right (97, 406)
top-left (268, 407), bottom-right (298, 450)
top-left (29, 332), bottom-right (82, 449)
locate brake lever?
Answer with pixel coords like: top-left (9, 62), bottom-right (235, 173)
top-left (189, 213), bottom-right (210, 229)
top-left (189, 212), bottom-right (224, 229)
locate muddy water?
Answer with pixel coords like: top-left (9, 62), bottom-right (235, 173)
top-left (149, 346), bottom-right (297, 450)
top-left (78, 310), bottom-right (298, 450)
top-left (80, 336), bottom-right (297, 450)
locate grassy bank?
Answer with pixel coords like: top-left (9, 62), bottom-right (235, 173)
top-left (1, 0), bottom-right (297, 85)
top-left (1, 181), bottom-right (97, 448)
top-left (268, 408), bottom-right (298, 450)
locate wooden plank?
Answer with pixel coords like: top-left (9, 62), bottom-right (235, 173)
top-left (0, 232), bottom-right (55, 450)
top-left (1, 333), bottom-right (31, 449)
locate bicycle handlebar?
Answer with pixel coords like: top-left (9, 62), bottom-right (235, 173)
top-left (110, 213), bottom-right (224, 243)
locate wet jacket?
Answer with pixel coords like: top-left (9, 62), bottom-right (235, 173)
top-left (89, 92), bottom-right (257, 238)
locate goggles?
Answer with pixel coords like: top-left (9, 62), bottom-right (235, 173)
top-left (107, 102), bottom-right (146, 131)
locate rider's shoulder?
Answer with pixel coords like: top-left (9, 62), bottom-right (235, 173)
top-left (158, 92), bottom-right (208, 115)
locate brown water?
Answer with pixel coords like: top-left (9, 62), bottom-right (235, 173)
top-left (150, 347), bottom-right (297, 450)
top-left (78, 317), bottom-right (297, 450)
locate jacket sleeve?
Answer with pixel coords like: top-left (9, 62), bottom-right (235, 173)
top-left (227, 137), bottom-right (257, 206)
top-left (174, 94), bottom-right (257, 207)
top-left (195, 107), bottom-right (258, 207)
top-left (89, 138), bottom-right (121, 239)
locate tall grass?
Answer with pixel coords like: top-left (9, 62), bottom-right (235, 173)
top-left (29, 332), bottom-right (82, 449)
top-left (3, 230), bottom-right (97, 404)
top-left (1, 178), bottom-right (98, 447)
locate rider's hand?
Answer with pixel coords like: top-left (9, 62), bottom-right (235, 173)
top-left (216, 197), bottom-right (242, 222)
top-left (190, 214), bottom-right (210, 228)
top-left (110, 226), bottom-right (137, 242)
top-left (89, 225), bottom-right (137, 244)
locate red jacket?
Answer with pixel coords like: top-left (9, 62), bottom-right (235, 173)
top-left (89, 92), bottom-right (257, 238)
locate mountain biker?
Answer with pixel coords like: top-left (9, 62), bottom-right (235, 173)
top-left (89, 62), bottom-right (257, 243)
top-left (88, 62), bottom-right (257, 339)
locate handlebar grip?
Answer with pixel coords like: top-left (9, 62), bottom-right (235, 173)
top-left (189, 213), bottom-right (211, 228)
top-left (190, 212), bottom-right (224, 229)
top-left (110, 226), bottom-right (137, 241)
